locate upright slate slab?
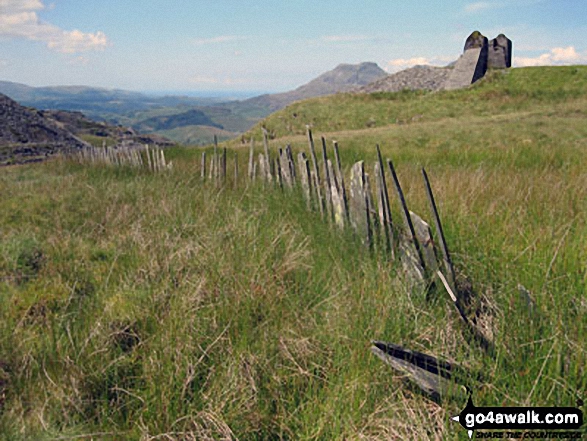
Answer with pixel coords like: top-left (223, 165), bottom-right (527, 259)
top-left (307, 128), bottom-right (324, 215)
top-left (258, 153), bottom-right (267, 182)
top-left (262, 128), bottom-right (272, 182)
top-left (349, 161), bottom-right (372, 246)
top-left (333, 142), bottom-right (349, 221)
top-left (208, 152), bottom-right (215, 180)
top-left (297, 152), bottom-right (312, 207)
top-left (443, 31), bottom-right (488, 90)
top-left (201, 151), bottom-right (206, 179)
top-left (488, 34), bottom-right (512, 69)
top-left (409, 211), bottom-right (438, 275)
top-left (286, 144), bottom-right (296, 183)
top-left (280, 148), bottom-right (294, 188)
top-left (234, 152), bottom-right (238, 188)
top-left (248, 139), bottom-right (255, 180)
top-left (321, 137), bottom-right (334, 219)
top-left (328, 159), bottom-right (345, 229)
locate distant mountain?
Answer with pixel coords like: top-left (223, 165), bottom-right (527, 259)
top-left (0, 93), bottom-right (88, 165)
top-left (0, 81), bottom-right (224, 118)
top-left (242, 62), bottom-right (388, 111)
top-left (0, 62), bottom-right (388, 145)
top-left (129, 62), bottom-right (388, 144)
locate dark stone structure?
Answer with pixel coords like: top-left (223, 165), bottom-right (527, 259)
top-left (488, 34), bottom-right (512, 69)
top-left (443, 31), bottom-right (512, 90)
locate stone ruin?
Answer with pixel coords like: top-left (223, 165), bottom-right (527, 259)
top-left (443, 31), bottom-right (512, 90)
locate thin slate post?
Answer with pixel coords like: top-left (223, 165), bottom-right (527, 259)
top-left (333, 141), bottom-right (349, 221)
top-left (349, 161), bottom-right (372, 247)
top-left (209, 151), bottom-right (214, 180)
top-left (280, 148), bottom-right (293, 188)
top-left (248, 138), bottom-right (255, 180)
top-left (376, 145), bottom-right (395, 255)
top-left (222, 147), bottom-right (227, 182)
top-left (298, 152), bottom-right (312, 208)
top-left (201, 151), bottom-right (206, 179)
top-left (286, 144), bottom-right (296, 183)
top-left (275, 157), bottom-right (283, 190)
top-left (307, 127), bottom-right (324, 216)
top-left (234, 152), bottom-right (239, 189)
top-left (364, 172), bottom-right (375, 250)
top-left (422, 168), bottom-right (456, 291)
top-left (214, 135), bottom-right (219, 182)
top-left (374, 162), bottom-right (391, 253)
top-left (262, 128), bottom-right (273, 182)
top-left (321, 137), bottom-right (333, 220)
top-left (409, 211), bottom-right (438, 275)
top-left (328, 159), bottom-right (345, 229)
top-left (258, 153), bottom-right (266, 183)
top-left (388, 159), bottom-right (426, 283)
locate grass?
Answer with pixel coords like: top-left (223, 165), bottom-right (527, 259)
top-left (241, 66), bottom-right (587, 139)
top-left (0, 66), bottom-right (586, 439)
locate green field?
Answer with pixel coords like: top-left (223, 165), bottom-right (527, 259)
top-left (0, 66), bottom-right (585, 440)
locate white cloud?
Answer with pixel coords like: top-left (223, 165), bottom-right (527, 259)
top-left (385, 56), bottom-right (456, 73)
top-left (0, 0), bottom-right (109, 53)
top-left (192, 35), bottom-right (247, 46)
top-left (516, 46), bottom-right (586, 67)
top-left (465, 2), bottom-right (493, 12)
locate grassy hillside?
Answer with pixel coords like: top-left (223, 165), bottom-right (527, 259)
top-left (0, 66), bottom-right (586, 439)
top-left (245, 66), bottom-right (587, 139)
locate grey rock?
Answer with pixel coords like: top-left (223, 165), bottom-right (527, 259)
top-left (0, 93), bottom-right (89, 165)
top-left (359, 66), bottom-right (452, 94)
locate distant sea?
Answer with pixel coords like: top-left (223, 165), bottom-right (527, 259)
top-left (142, 90), bottom-right (272, 101)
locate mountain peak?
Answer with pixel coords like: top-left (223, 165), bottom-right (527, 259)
top-left (244, 62), bottom-right (387, 111)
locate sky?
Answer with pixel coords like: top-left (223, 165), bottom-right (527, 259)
top-left (0, 0), bottom-right (586, 94)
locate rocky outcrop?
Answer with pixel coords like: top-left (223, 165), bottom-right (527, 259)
top-left (0, 93), bottom-right (89, 165)
top-left (0, 94), bottom-right (174, 165)
top-left (41, 109), bottom-right (174, 147)
top-left (358, 65), bottom-right (451, 93)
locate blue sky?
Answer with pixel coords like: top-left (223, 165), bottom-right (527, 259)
top-left (0, 0), bottom-right (586, 93)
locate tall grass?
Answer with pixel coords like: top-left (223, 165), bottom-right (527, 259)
top-left (0, 65), bottom-right (586, 439)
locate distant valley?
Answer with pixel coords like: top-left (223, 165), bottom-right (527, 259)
top-left (0, 62), bottom-right (387, 145)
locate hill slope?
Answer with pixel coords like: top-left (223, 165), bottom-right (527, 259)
top-left (243, 66), bottom-right (587, 139)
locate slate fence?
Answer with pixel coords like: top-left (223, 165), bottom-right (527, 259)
top-left (204, 129), bottom-right (457, 293)
top-left (203, 128), bottom-right (496, 398)
top-left (74, 144), bottom-right (172, 172)
top-left (71, 129), bottom-right (493, 398)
